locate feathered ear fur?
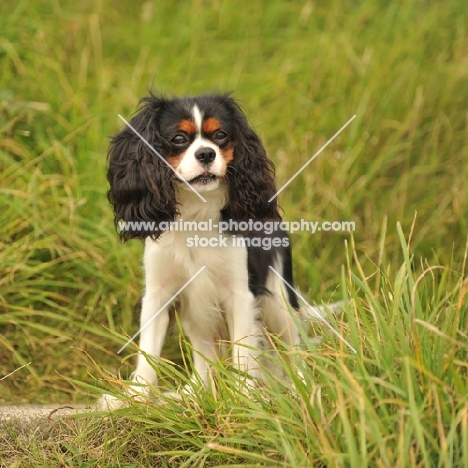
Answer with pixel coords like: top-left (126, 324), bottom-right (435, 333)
top-left (222, 99), bottom-right (281, 222)
top-left (107, 96), bottom-right (177, 241)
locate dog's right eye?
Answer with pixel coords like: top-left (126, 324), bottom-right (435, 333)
top-left (172, 134), bottom-right (188, 146)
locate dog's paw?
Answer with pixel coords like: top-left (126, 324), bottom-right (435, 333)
top-left (97, 392), bottom-right (130, 411)
top-left (181, 382), bottom-right (197, 396)
top-left (97, 381), bottom-right (151, 411)
top-left (301, 300), bottom-right (344, 321)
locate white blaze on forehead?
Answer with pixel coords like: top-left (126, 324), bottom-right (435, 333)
top-left (191, 104), bottom-right (203, 134)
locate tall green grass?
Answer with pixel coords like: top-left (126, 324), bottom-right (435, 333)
top-left (1, 0), bottom-right (467, 465)
top-left (5, 231), bottom-right (467, 466)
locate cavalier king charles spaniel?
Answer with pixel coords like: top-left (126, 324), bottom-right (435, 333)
top-left (101, 92), bottom-right (328, 408)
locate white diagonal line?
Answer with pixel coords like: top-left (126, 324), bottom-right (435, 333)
top-left (269, 114), bottom-right (356, 202)
top-left (117, 266), bottom-right (206, 354)
top-left (118, 114), bottom-right (207, 203)
top-left (268, 266), bottom-right (357, 353)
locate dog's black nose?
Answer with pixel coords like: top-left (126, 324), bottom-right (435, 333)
top-left (195, 147), bottom-right (216, 165)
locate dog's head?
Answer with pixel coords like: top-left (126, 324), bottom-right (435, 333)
top-left (107, 93), bottom-right (280, 240)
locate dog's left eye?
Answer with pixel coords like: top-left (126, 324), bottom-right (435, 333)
top-left (213, 130), bottom-right (228, 141)
top-left (172, 134), bottom-right (188, 146)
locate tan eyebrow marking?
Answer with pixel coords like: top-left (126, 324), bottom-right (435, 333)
top-left (203, 117), bottom-right (221, 134)
top-left (178, 119), bottom-right (197, 134)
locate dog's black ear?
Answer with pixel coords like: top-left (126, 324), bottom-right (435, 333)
top-left (107, 96), bottom-right (177, 241)
top-left (222, 98), bottom-right (281, 223)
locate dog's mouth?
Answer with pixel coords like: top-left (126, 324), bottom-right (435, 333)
top-left (188, 171), bottom-right (218, 185)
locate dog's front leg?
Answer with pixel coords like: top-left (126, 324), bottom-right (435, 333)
top-left (225, 290), bottom-right (262, 383)
top-left (130, 291), bottom-right (171, 387)
top-left (98, 289), bottom-right (171, 410)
